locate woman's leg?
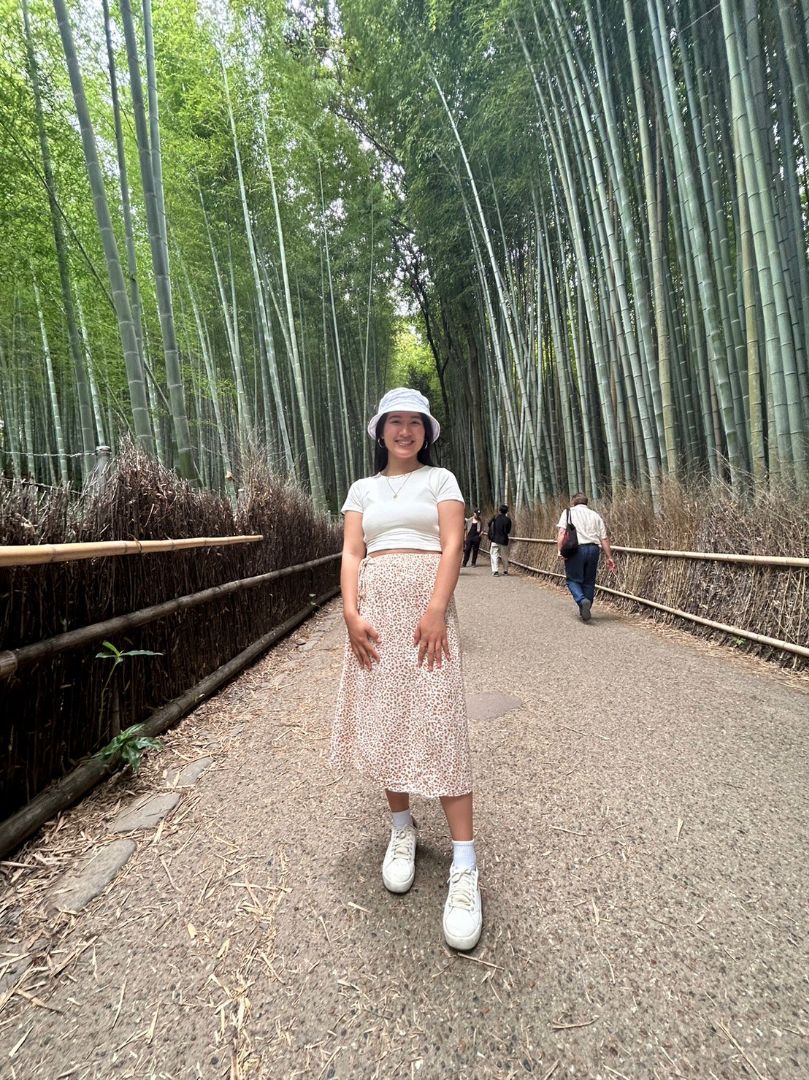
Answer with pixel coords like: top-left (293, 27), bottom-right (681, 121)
top-left (382, 789), bottom-right (416, 893)
top-left (440, 792), bottom-right (473, 841)
top-left (386, 789), bottom-right (410, 813)
top-left (441, 792), bottom-right (481, 950)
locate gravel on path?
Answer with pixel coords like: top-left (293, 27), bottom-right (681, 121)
top-left (0, 568), bottom-right (807, 1079)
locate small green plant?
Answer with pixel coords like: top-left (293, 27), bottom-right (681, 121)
top-left (99, 724), bottom-right (163, 775)
top-left (96, 641), bottom-right (164, 773)
top-left (96, 639), bottom-right (163, 669)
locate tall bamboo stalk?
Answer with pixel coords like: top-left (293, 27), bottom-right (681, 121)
top-left (22, 0), bottom-right (94, 481)
top-left (51, 0), bottom-right (154, 454)
top-left (119, 0), bottom-right (196, 480)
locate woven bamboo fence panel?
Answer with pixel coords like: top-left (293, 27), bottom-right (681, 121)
top-left (0, 449), bottom-right (341, 819)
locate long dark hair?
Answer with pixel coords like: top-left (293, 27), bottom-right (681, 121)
top-left (373, 413), bottom-right (433, 473)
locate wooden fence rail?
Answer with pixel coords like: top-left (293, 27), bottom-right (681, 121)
top-left (0, 553), bottom-right (341, 681)
top-left (0, 534), bottom-right (263, 567)
top-left (0, 583), bottom-right (341, 859)
top-left (508, 536), bottom-right (809, 570)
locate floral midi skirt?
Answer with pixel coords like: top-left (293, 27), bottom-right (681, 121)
top-left (331, 553), bottom-right (472, 798)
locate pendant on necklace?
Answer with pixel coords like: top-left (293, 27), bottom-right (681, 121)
top-left (382, 470), bottom-right (413, 500)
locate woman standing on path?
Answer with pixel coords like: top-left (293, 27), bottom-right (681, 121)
top-left (331, 388), bottom-right (482, 951)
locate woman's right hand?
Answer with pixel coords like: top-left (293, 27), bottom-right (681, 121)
top-left (345, 613), bottom-right (381, 670)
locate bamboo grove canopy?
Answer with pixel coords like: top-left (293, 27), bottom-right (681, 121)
top-left (1, 0), bottom-right (808, 509)
top-left (339, 0), bottom-right (809, 505)
top-left (1, 0), bottom-right (396, 508)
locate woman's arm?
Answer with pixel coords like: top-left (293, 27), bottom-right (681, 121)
top-left (413, 500), bottom-right (465, 671)
top-left (341, 512), bottom-right (380, 670)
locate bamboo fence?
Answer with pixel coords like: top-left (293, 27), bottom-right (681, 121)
top-left (0, 446), bottom-right (342, 822)
top-left (508, 537), bottom-right (809, 570)
top-left (0, 583), bottom-right (340, 859)
top-left (490, 537), bottom-right (808, 663)
top-left (0, 553), bottom-right (340, 681)
top-left (1, 548), bottom-right (341, 833)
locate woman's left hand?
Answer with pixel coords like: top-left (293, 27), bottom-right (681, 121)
top-left (413, 607), bottom-right (450, 671)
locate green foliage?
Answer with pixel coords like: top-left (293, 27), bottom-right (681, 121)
top-left (339, 0), bottom-right (809, 501)
top-left (95, 640), bottom-right (163, 758)
top-left (1, 0), bottom-right (398, 497)
top-left (6, 0), bottom-right (808, 502)
top-left (98, 724), bottom-right (163, 775)
top-left (389, 319), bottom-right (440, 404)
top-left (95, 640), bottom-right (163, 665)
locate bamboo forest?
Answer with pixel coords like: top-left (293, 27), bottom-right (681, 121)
top-left (2, 0), bottom-right (809, 510)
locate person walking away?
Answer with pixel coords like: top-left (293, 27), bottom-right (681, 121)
top-left (556, 492), bottom-right (616, 621)
top-left (332, 387), bottom-right (482, 951)
top-left (488, 504), bottom-right (512, 576)
top-left (463, 508), bottom-right (483, 567)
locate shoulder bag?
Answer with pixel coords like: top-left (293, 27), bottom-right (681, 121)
top-left (559, 508), bottom-right (579, 558)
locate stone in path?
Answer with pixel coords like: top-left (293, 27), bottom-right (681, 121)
top-left (465, 690), bottom-right (522, 721)
top-left (165, 756), bottom-right (214, 788)
top-left (45, 839), bottom-right (135, 915)
top-left (109, 792), bottom-right (180, 833)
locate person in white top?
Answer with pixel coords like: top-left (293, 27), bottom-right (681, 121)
top-left (556, 492), bottom-right (616, 621)
top-left (331, 388), bottom-right (482, 951)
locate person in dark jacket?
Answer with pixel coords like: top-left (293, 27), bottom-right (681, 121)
top-left (463, 508), bottom-right (483, 567)
top-left (488, 505), bottom-right (512, 576)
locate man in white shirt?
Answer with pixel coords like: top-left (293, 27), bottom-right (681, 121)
top-left (556, 493), bottom-right (616, 621)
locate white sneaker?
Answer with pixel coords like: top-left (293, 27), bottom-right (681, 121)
top-left (382, 825), bottom-right (417, 893)
top-left (443, 865), bottom-right (482, 950)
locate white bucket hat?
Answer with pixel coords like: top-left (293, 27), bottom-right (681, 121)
top-left (367, 387), bottom-right (441, 443)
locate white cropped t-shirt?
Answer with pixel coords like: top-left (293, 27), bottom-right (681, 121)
top-left (341, 466), bottom-right (465, 554)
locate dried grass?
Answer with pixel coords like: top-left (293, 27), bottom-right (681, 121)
top-left (0, 441), bottom-right (340, 818)
top-left (511, 477), bottom-right (809, 669)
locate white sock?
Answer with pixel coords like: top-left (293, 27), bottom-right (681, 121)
top-left (391, 809), bottom-right (412, 830)
top-left (452, 839), bottom-right (476, 870)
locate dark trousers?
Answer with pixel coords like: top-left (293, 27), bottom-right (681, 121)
top-left (463, 536), bottom-right (481, 566)
top-left (564, 543), bottom-right (600, 605)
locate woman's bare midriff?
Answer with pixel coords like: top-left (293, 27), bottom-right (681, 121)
top-left (369, 549), bottom-right (440, 558)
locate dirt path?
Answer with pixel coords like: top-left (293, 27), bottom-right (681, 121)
top-left (1, 567), bottom-right (807, 1078)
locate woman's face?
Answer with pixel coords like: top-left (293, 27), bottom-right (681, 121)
top-left (380, 412), bottom-right (425, 465)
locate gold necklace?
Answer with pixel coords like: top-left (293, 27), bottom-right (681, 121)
top-left (381, 468), bottom-right (418, 499)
